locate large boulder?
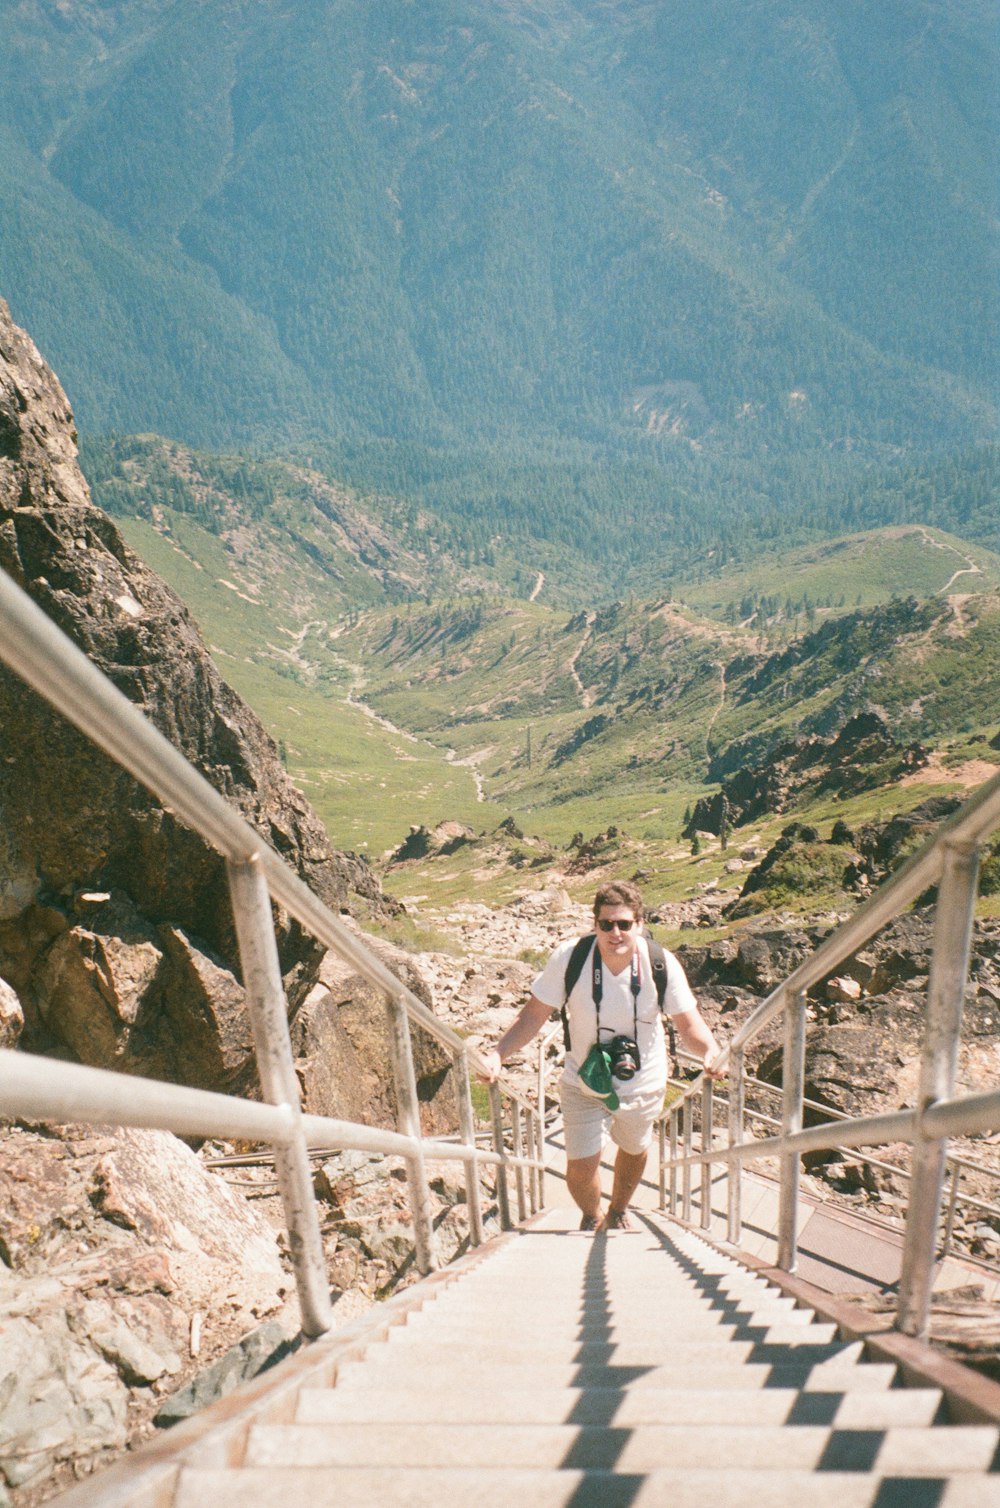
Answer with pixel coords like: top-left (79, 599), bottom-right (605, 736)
top-left (0, 298), bottom-right (392, 1085)
top-left (0, 1124), bottom-right (287, 1495)
top-left (291, 928), bottom-right (455, 1133)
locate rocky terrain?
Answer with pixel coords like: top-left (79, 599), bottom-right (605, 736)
top-left (0, 302), bottom-right (466, 1502)
top-left (0, 296), bottom-right (396, 1091)
top-left (2, 292), bottom-right (999, 1501)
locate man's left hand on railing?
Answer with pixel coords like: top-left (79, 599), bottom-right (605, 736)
top-left (702, 1044), bottom-right (727, 1081)
top-left (674, 1007), bottom-right (726, 1081)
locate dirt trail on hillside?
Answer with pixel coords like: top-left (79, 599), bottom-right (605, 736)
top-left (566, 613), bottom-right (595, 706)
top-left (902, 754), bottom-right (1000, 791)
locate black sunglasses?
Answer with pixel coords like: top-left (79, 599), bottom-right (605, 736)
top-left (597, 917), bottom-right (635, 932)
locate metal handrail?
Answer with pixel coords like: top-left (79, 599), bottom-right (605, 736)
top-left (657, 767), bottom-right (1000, 1339)
top-left (0, 566), bottom-right (548, 1337)
top-left (713, 1070), bottom-right (1000, 1248)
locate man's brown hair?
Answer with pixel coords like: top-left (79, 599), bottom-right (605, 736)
top-left (593, 880), bottom-right (644, 921)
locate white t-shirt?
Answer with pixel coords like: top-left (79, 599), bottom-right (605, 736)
top-left (531, 934), bottom-right (697, 1100)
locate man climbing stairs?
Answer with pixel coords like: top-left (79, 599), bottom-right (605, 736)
top-left (171, 1207), bottom-right (1000, 1507)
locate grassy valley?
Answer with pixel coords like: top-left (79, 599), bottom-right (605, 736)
top-left (94, 441), bottom-right (1000, 901)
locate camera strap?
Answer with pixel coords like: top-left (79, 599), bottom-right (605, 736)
top-left (591, 946), bottom-right (640, 1045)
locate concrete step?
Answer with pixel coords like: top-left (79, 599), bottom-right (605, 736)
top-left (333, 1357), bottom-right (901, 1393)
top-left (380, 1327), bottom-right (841, 1357)
top-left (241, 1421), bottom-right (1000, 1474)
top-left (357, 1331), bottom-right (847, 1369)
top-left (172, 1465), bottom-right (998, 1508)
top-left (446, 1285), bottom-right (799, 1314)
top-left (296, 1384), bottom-right (946, 1429)
top-left (396, 1310), bottom-right (821, 1340)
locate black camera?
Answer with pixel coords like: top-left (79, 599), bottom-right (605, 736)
top-left (607, 1034), bottom-right (641, 1081)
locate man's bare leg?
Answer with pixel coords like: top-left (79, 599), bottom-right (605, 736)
top-left (566, 1151), bottom-right (602, 1222)
top-left (606, 1146), bottom-right (648, 1222)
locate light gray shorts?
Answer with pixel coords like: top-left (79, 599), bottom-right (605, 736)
top-left (559, 1076), bottom-right (664, 1160)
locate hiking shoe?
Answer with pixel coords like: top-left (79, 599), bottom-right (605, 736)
top-left (602, 1208), bottom-right (634, 1232)
top-left (579, 1213), bottom-right (601, 1232)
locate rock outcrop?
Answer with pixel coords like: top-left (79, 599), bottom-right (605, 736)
top-left (0, 1123), bottom-right (288, 1498)
top-left (0, 298), bottom-right (392, 1089)
top-left (687, 711), bottom-right (930, 835)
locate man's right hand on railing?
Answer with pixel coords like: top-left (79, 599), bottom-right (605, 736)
top-left (476, 995), bottom-right (553, 1084)
top-left (477, 1049), bottom-right (502, 1084)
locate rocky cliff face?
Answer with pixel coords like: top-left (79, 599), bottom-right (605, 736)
top-left (0, 298), bottom-right (391, 1089)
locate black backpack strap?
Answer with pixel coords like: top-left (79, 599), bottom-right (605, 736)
top-left (644, 931), bottom-right (678, 1069)
top-left (561, 933), bottom-right (595, 1050)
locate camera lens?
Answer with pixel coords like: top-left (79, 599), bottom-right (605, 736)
top-left (609, 1035), bottom-right (640, 1081)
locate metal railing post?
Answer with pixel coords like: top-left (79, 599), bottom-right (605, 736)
top-left (778, 989), bottom-right (807, 1272)
top-left (227, 858), bottom-right (333, 1337)
top-left (897, 841), bottom-right (980, 1338)
top-left (454, 1047), bottom-right (485, 1247)
top-left (682, 1099), bottom-right (694, 1223)
top-left (941, 1162), bottom-right (961, 1259)
top-left (385, 994), bottom-right (438, 1273)
top-left (527, 1110), bottom-right (539, 1215)
top-left (669, 1109), bottom-right (679, 1216)
top-left (658, 1116), bottom-right (667, 1211)
top-left (488, 1081), bottom-right (513, 1230)
top-left (535, 1099), bottom-right (547, 1209)
top-left (727, 1046), bottom-right (745, 1246)
top-left (512, 1102), bottom-right (528, 1223)
top-left (700, 1078), bottom-right (714, 1230)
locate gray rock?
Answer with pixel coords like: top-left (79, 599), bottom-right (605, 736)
top-left (291, 930), bottom-right (454, 1133)
top-left (0, 976), bottom-right (22, 1048)
top-left (0, 1312), bottom-right (127, 1489)
top-left (75, 1299), bottom-right (181, 1386)
top-left (361, 1220), bottom-right (415, 1266)
top-left (0, 297), bottom-right (394, 1085)
top-left (153, 1321), bottom-right (295, 1428)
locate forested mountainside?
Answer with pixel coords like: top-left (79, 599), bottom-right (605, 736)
top-left (1, 1), bottom-right (996, 573)
top-left (82, 432), bottom-right (1000, 604)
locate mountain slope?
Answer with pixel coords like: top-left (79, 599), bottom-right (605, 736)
top-left (89, 441), bottom-right (1000, 853)
top-left (0, 0), bottom-right (995, 468)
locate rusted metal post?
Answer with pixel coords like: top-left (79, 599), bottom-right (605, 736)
top-left (778, 989), bottom-right (807, 1272)
top-left (227, 857), bottom-right (332, 1337)
top-left (897, 841), bottom-right (980, 1338)
top-left (527, 1109), bottom-right (539, 1215)
top-left (669, 1108), bottom-right (679, 1216)
top-left (682, 1097), bottom-right (694, 1223)
top-left (940, 1162), bottom-right (961, 1260)
top-left (535, 1099), bottom-right (547, 1209)
top-left (536, 1037), bottom-right (550, 1207)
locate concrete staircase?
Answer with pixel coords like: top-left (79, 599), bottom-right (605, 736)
top-left (173, 1207), bottom-right (999, 1507)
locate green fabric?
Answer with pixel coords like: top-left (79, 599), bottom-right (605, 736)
top-left (578, 1043), bottom-right (620, 1110)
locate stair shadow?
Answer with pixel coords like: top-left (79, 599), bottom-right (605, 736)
top-left (559, 1230), bottom-right (646, 1504)
top-left (633, 1212), bottom-right (876, 1386)
top-left (562, 1211), bottom-right (929, 1485)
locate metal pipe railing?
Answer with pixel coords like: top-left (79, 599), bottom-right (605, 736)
top-left (657, 765), bottom-right (1000, 1340)
top-left (897, 841), bottom-right (980, 1334)
top-left (0, 1047), bottom-right (544, 1174)
top-left (0, 567), bottom-right (539, 1119)
top-left (0, 565), bottom-right (548, 1338)
top-left (227, 856), bottom-right (332, 1334)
